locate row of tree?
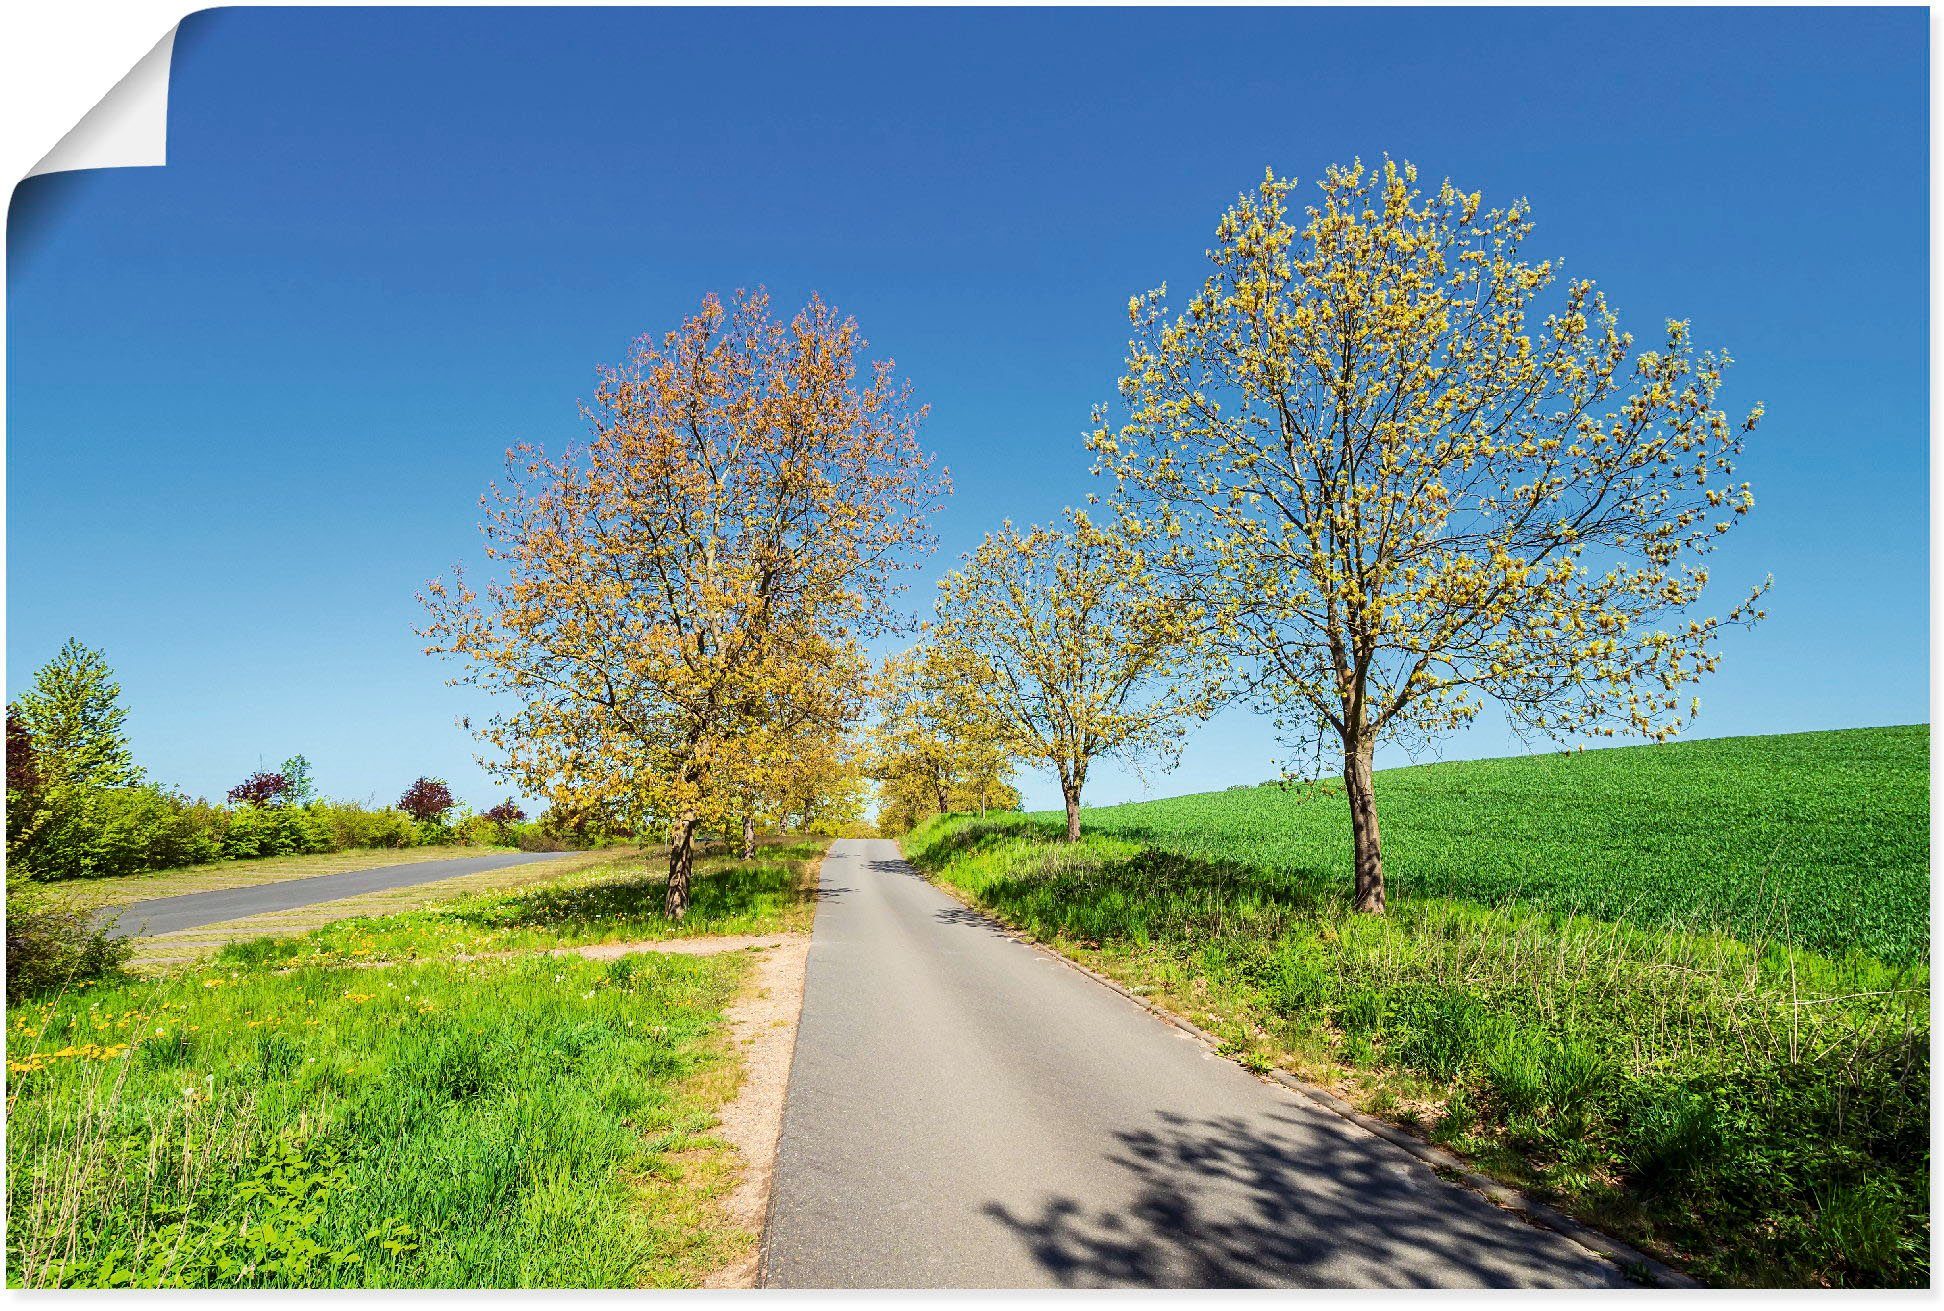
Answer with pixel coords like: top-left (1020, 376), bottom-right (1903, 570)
top-left (426, 157), bottom-right (1762, 917)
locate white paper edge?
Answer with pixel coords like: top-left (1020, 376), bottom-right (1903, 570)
top-left (25, 24), bottom-right (177, 179)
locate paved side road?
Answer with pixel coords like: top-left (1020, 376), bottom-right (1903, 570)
top-left (763, 838), bottom-right (1633, 1289)
top-left (99, 851), bottom-right (576, 938)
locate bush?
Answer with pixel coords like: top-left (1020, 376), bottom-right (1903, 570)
top-left (221, 805), bottom-right (332, 861)
top-left (22, 784), bottom-right (222, 880)
top-left (5, 881), bottom-right (129, 1000)
top-left (310, 801), bottom-right (416, 851)
top-left (95, 785), bottom-right (223, 874)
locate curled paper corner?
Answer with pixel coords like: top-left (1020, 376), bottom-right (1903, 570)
top-left (27, 25), bottom-right (178, 179)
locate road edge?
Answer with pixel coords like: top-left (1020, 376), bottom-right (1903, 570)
top-left (910, 853), bottom-right (1701, 1290)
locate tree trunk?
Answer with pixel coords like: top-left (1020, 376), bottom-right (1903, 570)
top-left (1343, 736), bottom-right (1385, 913)
top-left (741, 812), bottom-right (755, 860)
top-left (665, 817), bottom-right (696, 920)
top-left (1062, 778), bottom-right (1082, 843)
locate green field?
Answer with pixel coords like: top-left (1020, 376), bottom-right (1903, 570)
top-left (906, 726), bottom-right (1930, 1287)
top-left (6, 844), bottom-right (825, 1288)
top-left (1074, 725), bottom-right (1929, 961)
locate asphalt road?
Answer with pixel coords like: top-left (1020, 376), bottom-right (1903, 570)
top-left (762, 838), bottom-right (1633, 1289)
top-left (99, 851), bottom-right (576, 938)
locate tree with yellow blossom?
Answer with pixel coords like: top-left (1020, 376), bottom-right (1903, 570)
top-left (713, 635), bottom-right (870, 856)
top-left (869, 643), bottom-right (1016, 833)
top-left (420, 289), bottom-right (946, 917)
top-left (1090, 159), bottom-right (1766, 912)
top-left (932, 510), bottom-right (1225, 841)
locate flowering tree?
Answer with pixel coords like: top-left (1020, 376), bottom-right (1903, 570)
top-left (421, 290), bottom-right (946, 917)
top-left (1092, 160), bottom-right (1766, 911)
top-left (398, 777), bottom-right (456, 824)
top-left (931, 511), bottom-right (1222, 841)
top-left (869, 643), bottom-right (1014, 830)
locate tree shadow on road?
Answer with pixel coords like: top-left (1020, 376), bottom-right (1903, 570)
top-left (981, 1108), bottom-right (1629, 1289)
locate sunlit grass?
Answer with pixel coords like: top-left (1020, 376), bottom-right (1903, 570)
top-left (212, 840), bottom-right (825, 971)
top-left (6, 840), bottom-right (829, 1288)
top-left (1073, 725), bottom-right (1928, 961)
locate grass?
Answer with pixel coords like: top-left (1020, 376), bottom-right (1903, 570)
top-left (6, 838), bottom-right (828, 1288)
top-left (213, 840), bottom-right (826, 971)
top-left (119, 849), bottom-right (647, 973)
top-left (904, 726), bottom-right (1929, 1288)
top-left (43, 846), bottom-right (553, 915)
top-left (1074, 725), bottom-right (1928, 962)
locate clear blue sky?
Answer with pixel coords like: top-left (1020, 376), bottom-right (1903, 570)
top-left (7, 6), bottom-right (1929, 815)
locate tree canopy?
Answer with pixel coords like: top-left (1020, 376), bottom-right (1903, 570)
top-left (422, 289), bottom-right (946, 914)
top-left (1091, 160), bottom-right (1765, 909)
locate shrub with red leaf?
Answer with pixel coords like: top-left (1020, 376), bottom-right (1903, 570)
top-left (482, 799), bottom-right (527, 825)
top-left (398, 776), bottom-right (455, 823)
top-left (228, 771), bottom-right (292, 808)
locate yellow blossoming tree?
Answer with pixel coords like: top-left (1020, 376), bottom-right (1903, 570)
top-left (420, 289), bottom-right (946, 917)
top-left (869, 644), bottom-right (1016, 833)
top-left (932, 510), bottom-right (1224, 841)
top-left (1090, 160), bottom-right (1766, 911)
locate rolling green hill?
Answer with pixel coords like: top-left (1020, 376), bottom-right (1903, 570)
top-left (1055, 724), bottom-right (1930, 961)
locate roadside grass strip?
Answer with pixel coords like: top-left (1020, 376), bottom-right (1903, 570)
top-left (5, 842), bottom-right (828, 1288)
top-left (43, 847), bottom-right (612, 916)
top-left (7, 952), bottom-right (749, 1288)
top-left (212, 840), bottom-right (825, 971)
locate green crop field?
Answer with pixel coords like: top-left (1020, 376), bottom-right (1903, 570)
top-left (906, 726), bottom-right (1930, 1287)
top-left (1071, 725), bottom-right (1930, 962)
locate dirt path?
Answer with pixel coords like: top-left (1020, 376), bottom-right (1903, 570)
top-left (698, 936), bottom-right (812, 1288)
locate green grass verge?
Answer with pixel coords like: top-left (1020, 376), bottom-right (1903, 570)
top-left (213, 840), bottom-right (825, 970)
top-left (5, 841), bottom-right (828, 1288)
top-left (904, 727), bottom-right (1929, 1288)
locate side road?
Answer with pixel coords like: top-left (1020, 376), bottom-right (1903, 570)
top-left (763, 838), bottom-right (1635, 1289)
top-left (99, 850), bottom-right (576, 937)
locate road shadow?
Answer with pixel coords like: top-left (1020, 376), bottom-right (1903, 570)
top-left (981, 1108), bottom-right (1630, 1289)
top-left (932, 904), bottom-right (1013, 937)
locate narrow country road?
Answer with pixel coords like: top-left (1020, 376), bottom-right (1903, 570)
top-left (763, 838), bottom-right (1633, 1289)
top-left (99, 851), bottom-right (575, 938)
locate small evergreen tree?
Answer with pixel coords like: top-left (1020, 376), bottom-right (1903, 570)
top-left (14, 639), bottom-right (139, 790)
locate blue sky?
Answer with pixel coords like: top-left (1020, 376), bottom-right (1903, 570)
top-left (6, 6), bottom-right (1929, 815)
